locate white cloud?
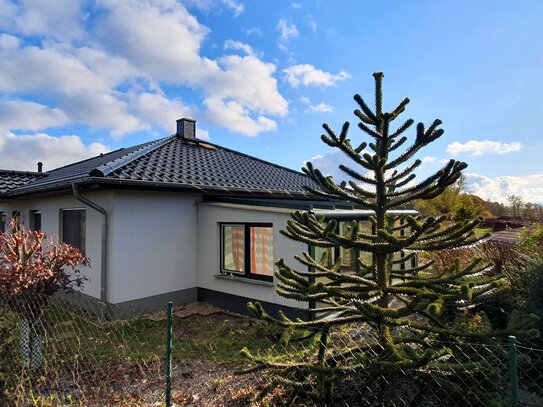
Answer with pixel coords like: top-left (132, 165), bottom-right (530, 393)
top-left (95, 0), bottom-right (212, 84)
top-left (0, 100), bottom-right (68, 133)
top-left (221, 0), bottom-right (244, 16)
top-left (94, 1), bottom-right (286, 135)
top-left (308, 20), bottom-right (317, 32)
top-left (290, 2), bottom-right (302, 9)
top-left (446, 140), bottom-right (523, 156)
top-left (283, 64), bottom-right (350, 87)
top-left (307, 102), bottom-right (333, 113)
top-left (209, 54), bottom-right (288, 116)
top-left (130, 92), bottom-right (196, 133)
top-left (0, 132), bottom-right (110, 171)
top-left (60, 92), bottom-right (141, 138)
top-left (465, 173), bottom-right (543, 204)
top-left (308, 150), bottom-right (367, 181)
top-left (224, 39), bottom-right (253, 55)
top-left (0, 0), bottom-right (289, 139)
top-left (0, 0), bottom-right (85, 41)
top-left (245, 27), bottom-right (263, 36)
top-left (277, 18), bottom-right (298, 50)
top-left (204, 98), bottom-right (277, 136)
top-left (299, 96), bottom-right (333, 113)
top-left (421, 155), bottom-right (437, 163)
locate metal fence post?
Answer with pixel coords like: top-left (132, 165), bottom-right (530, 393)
top-left (508, 335), bottom-right (518, 407)
top-left (166, 301), bottom-right (173, 407)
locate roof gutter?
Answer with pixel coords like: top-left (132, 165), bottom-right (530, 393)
top-left (71, 182), bottom-right (108, 303)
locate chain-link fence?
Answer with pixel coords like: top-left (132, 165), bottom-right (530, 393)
top-left (1, 292), bottom-right (542, 406)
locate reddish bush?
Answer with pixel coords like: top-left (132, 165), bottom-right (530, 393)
top-left (0, 219), bottom-right (88, 318)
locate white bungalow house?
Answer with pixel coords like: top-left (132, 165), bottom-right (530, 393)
top-left (0, 119), bottom-right (416, 319)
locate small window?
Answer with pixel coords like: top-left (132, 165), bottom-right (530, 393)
top-left (29, 210), bottom-right (42, 231)
top-left (221, 223), bottom-right (273, 281)
top-left (0, 212), bottom-right (5, 233)
top-left (61, 209), bottom-right (86, 252)
top-left (11, 211), bottom-right (21, 231)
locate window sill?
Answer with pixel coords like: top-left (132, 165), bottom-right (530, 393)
top-left (214, 274), bottom-right (274, 287)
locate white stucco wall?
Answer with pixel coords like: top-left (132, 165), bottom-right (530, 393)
top-left (197, 202), bottom-right (309, 310)
top-left (0, 191), bottom-right (113, 299)
top-left (108, 191), bottom-right (201, 303)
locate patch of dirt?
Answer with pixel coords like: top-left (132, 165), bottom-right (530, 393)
top-left (144, 302), bottom-right (248, 321)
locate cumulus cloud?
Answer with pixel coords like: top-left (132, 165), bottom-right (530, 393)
top-left (209, 54), bottom-right (288, 116)
top-left (421, 155), bottom-right (437, 163)
top-left (465, 173), bottom-right (543, 203)
top-left (277, 18), bottom-right (299, 41)
top-left (204, 98), bottom-right (276, 136)
top-left (0, 132), bottom-right (110, 171)
top-left (307, 151), bottom-right (368, 182)
top-left (290, 2), bottom-right (302, 9)
top-left (277, 18), bottom-right (298, 50)
top-left (95, 0), bottom-right (212, 84)
top-left (93, 1), bottom-right (285, 135)
top-left (61, 92), bottom-right (142, 138)
top-left (221, 0), bottom-right (244, 16)
top-left (446, 140), bottom-right (523, 156)
top-left (299, 97), bottom-right (333, 113)
top-left (224, 39), bottom-right (254, 55)
top-left (307, 102), bottom-right (333, 113)
top-left (283, 64), bottom-right (350, 87)
top-left (0, 0), bottom-right (85, 41)
top-left (0, 39), bottom-right (130, 95)
top-left (130, 92), bottom-right (196, 133)
top-left (245, 27), bottom-right (263, 36)
top-left (308, 20), bottom-right (317, 32)
top-left (0, 1), bottom-right (289, 138)
top-left (0, 100), bottom-right (69, 133)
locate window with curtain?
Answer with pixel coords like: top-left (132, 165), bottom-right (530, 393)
top-left (221, 223), bottom-right (273, 281)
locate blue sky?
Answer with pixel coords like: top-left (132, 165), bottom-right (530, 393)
top-left (0, 0), bottom-right (542, 203)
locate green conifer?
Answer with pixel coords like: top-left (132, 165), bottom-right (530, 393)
top-left (241, 73), bottom-right (538, 404)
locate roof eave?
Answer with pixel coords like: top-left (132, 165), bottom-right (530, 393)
top-left (5, 177), bottom-right (318, 200)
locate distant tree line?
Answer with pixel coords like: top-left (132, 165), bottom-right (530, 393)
top-left (413, 178), bottom-right (543, 222)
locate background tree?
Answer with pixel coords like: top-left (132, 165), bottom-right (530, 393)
top-left (242, 73), bottom-right (538, 404)
top-left (508, 194), bottom-right (524, 218)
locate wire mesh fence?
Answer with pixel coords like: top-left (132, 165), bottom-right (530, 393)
top-left (1, 292), bottom-right (542, 406)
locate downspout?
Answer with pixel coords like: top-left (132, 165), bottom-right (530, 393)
top-left (71, 183), bottom-right (108, 303)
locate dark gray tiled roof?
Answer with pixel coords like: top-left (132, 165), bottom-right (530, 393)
top-left (4, 135), bottom-right (318, 197)
top-left (0, 170), bottom-right (45, 193)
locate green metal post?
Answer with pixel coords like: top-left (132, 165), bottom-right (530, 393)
top-left (165, 301), bottom-right (173, 407)
top-left (508, 335), bottom-right (518, 407)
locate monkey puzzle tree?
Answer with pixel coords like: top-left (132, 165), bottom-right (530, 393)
top-left (241, 73), bottom-right (538, 403)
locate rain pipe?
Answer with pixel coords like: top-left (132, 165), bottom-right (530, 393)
top-left (72, 183), bottom-right (108, 303)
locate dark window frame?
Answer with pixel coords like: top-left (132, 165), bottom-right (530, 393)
top-left (60, 208), bottom-right (86, 253)
top-left (29, 210), bottom-right (42, 231)
top-left (220, 222), bottom-right (274, 282)
top-left (0, 211), bottom-right (5, 233)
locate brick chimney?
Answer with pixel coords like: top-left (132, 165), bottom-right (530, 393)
top-left (176, 118), bottom-right (196, 139)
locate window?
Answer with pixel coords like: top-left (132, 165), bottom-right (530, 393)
top-left (61, 209), bottom-right (86, 252)
top-left (221, 223), bottom-right (273, 281)
top-left (11, 211), bottom-right (21, 231)
top-left (0, 212), bottom-right (5, 233)
top-left (29, 210), bottom-right (42, 231)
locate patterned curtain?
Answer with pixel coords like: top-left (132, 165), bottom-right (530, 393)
top-left (250, 227), bottom-right (273, 276)
top-left (232, 226), bottom-right (244, 271)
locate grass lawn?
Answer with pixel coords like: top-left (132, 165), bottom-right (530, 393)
top-left (6, 301), bottom-right (283, 406)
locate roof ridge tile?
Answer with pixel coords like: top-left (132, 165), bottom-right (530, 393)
top-left (90, 136), bottom-right (172, 177)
